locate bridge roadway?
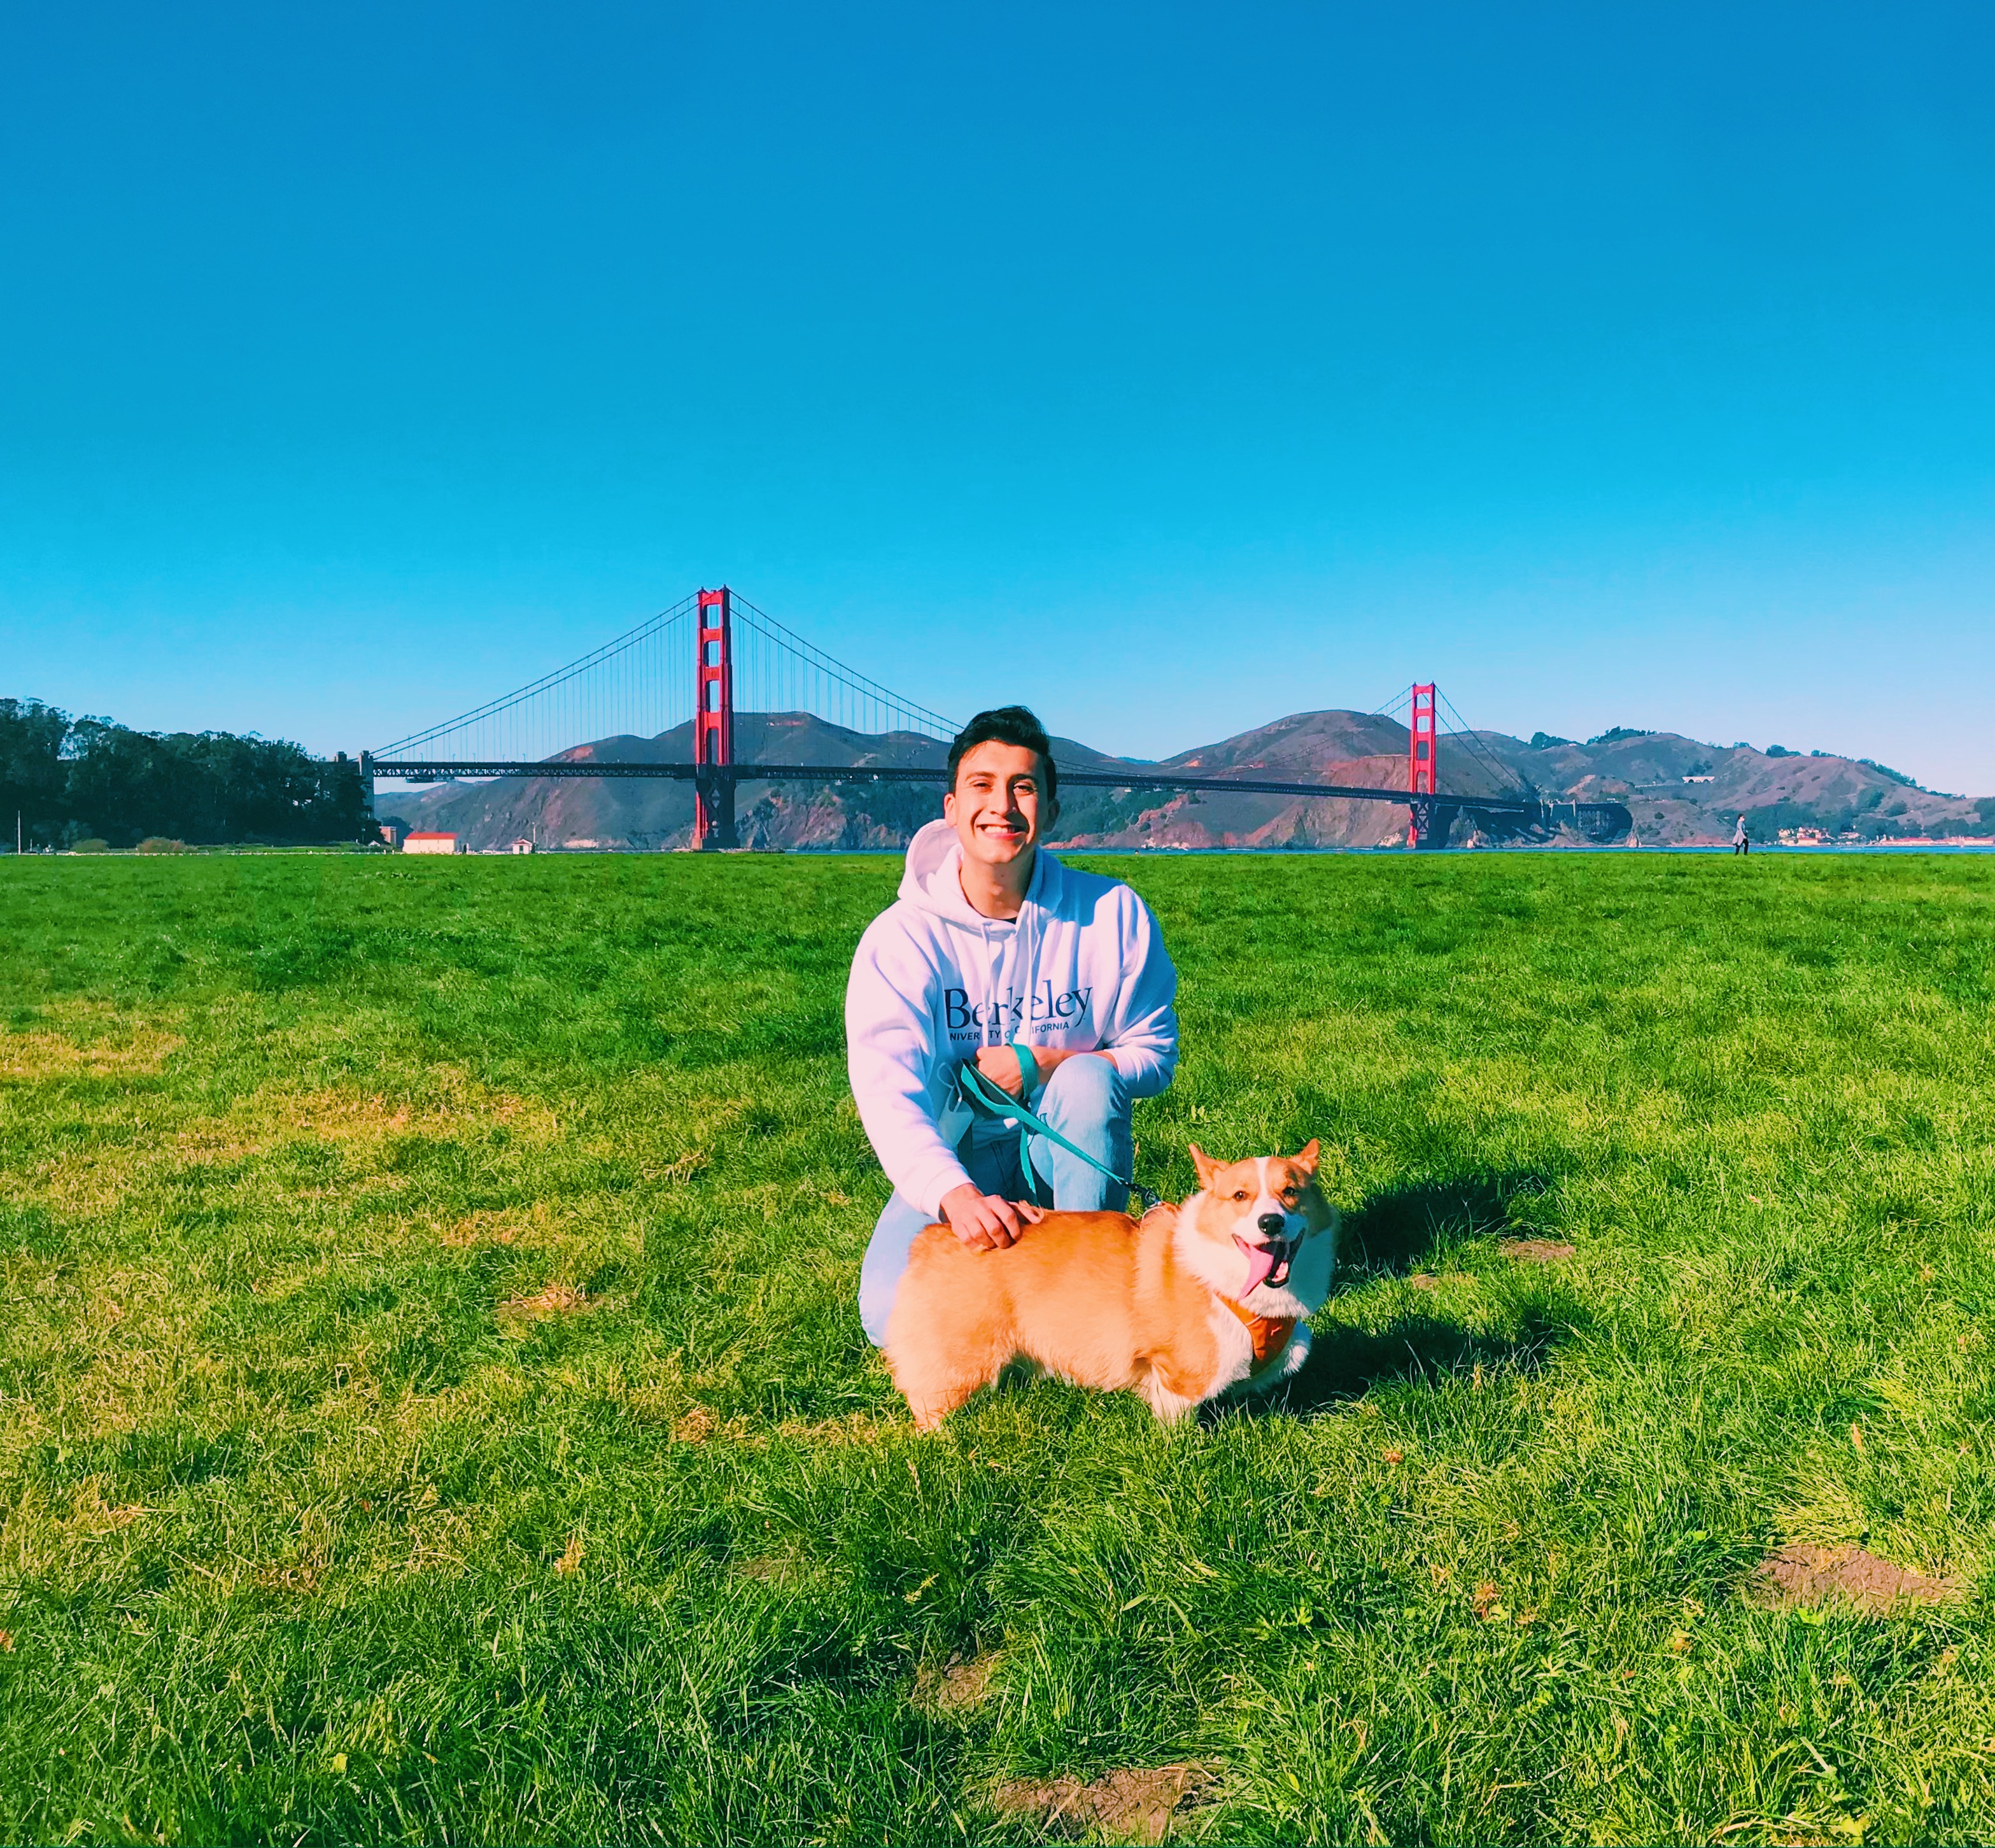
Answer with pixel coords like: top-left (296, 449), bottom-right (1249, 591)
top-left (362, 755), bottom-right (1632, 840)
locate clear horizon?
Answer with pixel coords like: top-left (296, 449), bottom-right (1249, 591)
top-left (5, 3), bottom-right (1992, 794)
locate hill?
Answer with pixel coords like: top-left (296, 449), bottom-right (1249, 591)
top-left (1481, 730), bottom-right (1993, 847)
top-left (376, 712), bottom-right (1995, 850)
top-left (377, 714), bottom-right (1150, 852)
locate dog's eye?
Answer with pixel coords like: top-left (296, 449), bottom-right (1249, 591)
top-left (1232, 1189), bottom-right (1250, 1201)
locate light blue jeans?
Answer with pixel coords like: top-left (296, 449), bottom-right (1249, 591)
top-left (858, 1054), bottom-right (1131, 1346)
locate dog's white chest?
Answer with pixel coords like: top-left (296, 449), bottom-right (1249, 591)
top-left (1203, 1299), bottom-right (1258, 1391)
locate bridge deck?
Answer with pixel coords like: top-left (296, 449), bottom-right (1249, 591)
top-left (363, 757), bottom-right (1628, 831)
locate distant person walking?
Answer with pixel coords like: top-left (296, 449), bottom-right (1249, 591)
top-left (1733, 815), bottom-right (1750, 856)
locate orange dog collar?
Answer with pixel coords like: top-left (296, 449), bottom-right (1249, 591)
top-left (1220, 1299), bottom-right (1298, 1371)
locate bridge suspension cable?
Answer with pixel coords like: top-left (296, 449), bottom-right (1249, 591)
top-left (1435, 688), bottom-right (1535, 800)
top-left (370, 589), bottom-right (960, 768)
top-left (372, 594), bottom-right (701, 764)
top-left (730, 593), bottom-right (959, 741)
top-left (1369, 682), bottom-right (1535, 801)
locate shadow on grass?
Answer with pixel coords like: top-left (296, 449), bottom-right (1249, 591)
top-left (1336, 1169), bottom-right (1553, 1275)
top-left (1209, 1167), bottom-right (1575, 1425)
top-left (1264, 1304), bottom-right (1571, 1420)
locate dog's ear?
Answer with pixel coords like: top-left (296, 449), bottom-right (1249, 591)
top-left (1188, 1145), bottom-right (1218, 1188)
top-left (1289, 1138), bottom-right (1321, 1178)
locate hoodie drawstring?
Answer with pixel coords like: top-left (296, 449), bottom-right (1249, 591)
top-left (977, 903), bottom-right (1041, 1060)
top-left (981, 922), bottom-right (999, 1051)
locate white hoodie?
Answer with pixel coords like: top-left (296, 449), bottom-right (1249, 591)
top-left (845, 819), bottom-right (1180, 1215)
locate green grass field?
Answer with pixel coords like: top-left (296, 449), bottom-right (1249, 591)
top-left (4, 851), bottom-right (1994, 1845)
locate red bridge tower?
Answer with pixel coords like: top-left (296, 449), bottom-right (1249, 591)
top-left (694, 587), bottom-right (738, 849)
top-left (1406, 682), bottom-right (1439, 849)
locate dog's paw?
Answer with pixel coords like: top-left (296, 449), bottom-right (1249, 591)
top-left (1279, 1323), bottom-right (1313, 1378)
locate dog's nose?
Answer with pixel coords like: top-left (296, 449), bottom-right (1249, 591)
top-left (1256, 1211), bottom-right (1286, 1238)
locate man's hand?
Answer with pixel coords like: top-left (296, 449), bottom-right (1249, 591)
top-left (939, 1182), bottom-right (1045, 1251)
top-left (972, 1044), bottom-right (1113, 1099)
top-left (973, 1043), bottom-right (1038, 1098)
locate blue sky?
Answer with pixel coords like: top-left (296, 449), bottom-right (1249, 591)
top-left (5, 2), bottom-right (1993, 791)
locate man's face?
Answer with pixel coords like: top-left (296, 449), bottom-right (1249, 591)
top-left (944, 740), bottom-right (1057, 870)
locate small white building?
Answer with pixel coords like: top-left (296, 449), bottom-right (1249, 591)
top-left (509, 839), bottom-right (535, 854)
top-left (404, 831), bottom-right (464, 855)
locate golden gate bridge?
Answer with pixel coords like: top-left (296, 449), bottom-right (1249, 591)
top-left (362, 587), bottom-right (1632, 850)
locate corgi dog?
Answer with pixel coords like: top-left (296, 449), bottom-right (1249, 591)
top-left (884, 1141), bottom-right (1337, 1428)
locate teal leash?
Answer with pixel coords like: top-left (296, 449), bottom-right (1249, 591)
top-left (956, 1050), bottom-right (1160, 1214)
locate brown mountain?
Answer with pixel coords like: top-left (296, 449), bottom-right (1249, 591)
top-left (1053, 709), bottom-right (1534, 849)
top-left (376, 712), bottom-right (1993, 850)
top-left (1482, 731), bottom-right (1992, 846)
top-left (377, 714), bottom-right (1152, 851)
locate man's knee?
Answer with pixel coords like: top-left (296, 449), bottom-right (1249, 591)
top-left (1041, 1052), bottom-right (1124, 1125)
top-left (1031, 1055), bottom-right (1131, 1209)
top-left (858, 1194), bottom-right (931, 1348)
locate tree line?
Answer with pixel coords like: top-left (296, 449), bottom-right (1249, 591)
top-left (1, 698), bottom-right (371, 849)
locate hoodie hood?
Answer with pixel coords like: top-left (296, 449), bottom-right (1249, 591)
top-left (898, 817), bottom-right (1060, 923)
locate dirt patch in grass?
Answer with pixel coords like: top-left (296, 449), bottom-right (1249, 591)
top-left (255, 1558), bottom-right (324, 1595)
top-left (989, 1763), bottom-right (1213, 1844)
top-left (76, 1497), bottom-right (147, 1535)
top-left (52, 1483), bottom-right (150, 1542)
top-left (498, 1283), bottom-right (588, 1319)
top-left (441, 1203), bottom-right (558, 1248)
top-left (1500, 1238), bottom-right (1577, 1263)
top-left (769, 1411), bottom-right (899, 1446)
top-left (1749, 1543), bottom-right (1963, 1612)
top-left (913, 1651), bottom-right (1000, 1718)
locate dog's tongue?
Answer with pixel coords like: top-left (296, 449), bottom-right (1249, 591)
top-left (1235, 1238), bottom-right (1277, 1296)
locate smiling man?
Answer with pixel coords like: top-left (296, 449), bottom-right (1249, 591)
top-left (847, 705), bottom-right (1180, 1345)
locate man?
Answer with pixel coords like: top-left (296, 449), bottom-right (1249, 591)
top-left (1734, 814), bottom-right (1750, 856)
top-left (846, 705), bottom-right (1179, 1345)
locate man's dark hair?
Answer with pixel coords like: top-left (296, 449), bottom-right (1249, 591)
top-left (947, 705), bottom-right (1057, 801)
